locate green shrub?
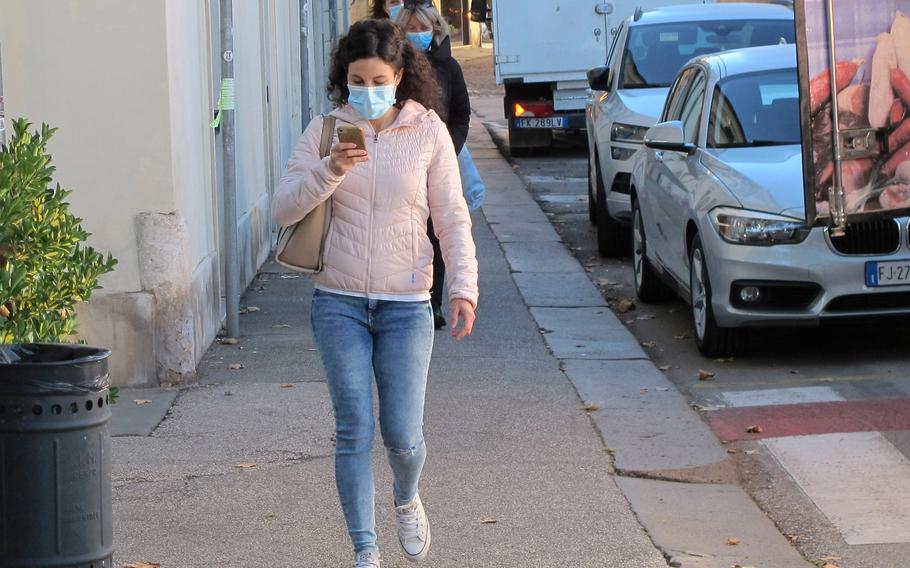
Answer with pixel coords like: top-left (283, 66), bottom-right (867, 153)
top-left (0, 119), bottom-right (116, 344)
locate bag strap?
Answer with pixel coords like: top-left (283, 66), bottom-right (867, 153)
top-left (320, 116), bottom-right (336, 159)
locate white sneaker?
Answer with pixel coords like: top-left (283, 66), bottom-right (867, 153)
top-left (394, 495), bottom-right (431, 562)
top-left (354, 549), bottom-right (381, 567)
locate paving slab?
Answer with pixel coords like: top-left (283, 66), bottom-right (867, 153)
top-left (512, 272), bottom-right (607, 308)
top-left (489, 220), bottom-right (561, 243)
top-left (530, 307), bottom-right (648, 360)
top-left (562, 360), bottom-right (726, 473)
top-left (617, 478), bottom-right (813, 568)
top-left (500, 242), bottom-right (582, 274)
top-left (111, 388), bottom-right (179, 437)
top-left (482, 203), bottom-right (550, 224)
top-left (479, 186), bottom-right (538, 207)
top-left (764, 432), bottom-right (910, 545)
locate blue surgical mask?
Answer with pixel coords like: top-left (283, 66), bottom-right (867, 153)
top-left (408, 31), bottom-right (434, 52)
top-left (389, 4), bottom-right (403, 20)
top-left (347, 84), bottom-right (397, 120)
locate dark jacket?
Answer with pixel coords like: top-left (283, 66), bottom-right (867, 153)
top-left (428, 36), bottom-right (470, 154)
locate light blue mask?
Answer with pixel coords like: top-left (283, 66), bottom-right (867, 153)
top-left (389, 4), bottom-right (403, 20)
top-left (348, 84), bottom-right (397, 120)
top-left (407, 31), bottom-right (434, 52)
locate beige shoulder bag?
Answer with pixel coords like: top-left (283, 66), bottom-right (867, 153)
top-left (275, 115), bottom-right (337, 273)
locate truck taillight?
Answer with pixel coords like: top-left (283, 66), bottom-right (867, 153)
top-left (513, 101), bottom-right (553, 118)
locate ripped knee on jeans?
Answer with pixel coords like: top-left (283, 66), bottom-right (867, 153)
top-left (386, 438), bottom-right (425, 456)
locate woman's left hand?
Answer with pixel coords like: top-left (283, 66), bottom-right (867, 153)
top-left (449, 299), bottom-right (476, 340)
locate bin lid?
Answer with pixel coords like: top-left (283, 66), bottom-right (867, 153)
top-left (0, 343), bottom-right (111, 395)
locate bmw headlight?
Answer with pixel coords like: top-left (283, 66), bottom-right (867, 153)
top-left (611, 122), bottom-right (649, 143)
top-left (710, 207), bottom-right (810, 246)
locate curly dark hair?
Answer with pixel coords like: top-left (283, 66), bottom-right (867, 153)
top-left (327, 19), bottom-right (445, 120)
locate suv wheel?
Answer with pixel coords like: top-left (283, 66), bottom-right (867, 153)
top-left (689, 235), bottom-right (746, 357)
top-left (632, 199), bottom-right (673, 302)
top-left (595, 161), bottom-right (630, 257)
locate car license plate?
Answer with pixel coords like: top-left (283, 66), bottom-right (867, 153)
top-left (865, 259), bottom-right (910, 287)
top-left (515, 117), bottom-right (567, 128)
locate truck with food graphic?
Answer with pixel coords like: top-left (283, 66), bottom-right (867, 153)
top-left (798, 0), bottom-right (910, 227)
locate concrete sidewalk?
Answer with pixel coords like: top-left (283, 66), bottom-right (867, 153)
top-left (109, 144), bottom-right (668, 564)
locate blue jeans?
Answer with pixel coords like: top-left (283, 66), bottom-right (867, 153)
top-left (311, 290), bottom-right (435, 554)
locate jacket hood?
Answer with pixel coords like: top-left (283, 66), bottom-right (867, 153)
top-left (330, 99), bottom-right (436, 131)
top-left (428, 35), bottom-right (453, 62)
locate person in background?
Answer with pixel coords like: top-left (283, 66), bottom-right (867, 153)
top-left (370, 0), bottom-right (404, 20)
top-left (273, 19), bottom-right (478, 568)
top-left (394, 0), bottom-right (472, 329)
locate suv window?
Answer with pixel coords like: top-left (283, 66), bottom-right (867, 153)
top-left (621, 19), bottom-right (795, 89)
top-left (662, 68), bottom-right (695, 122)
top-left (679, 71), bottom-right (707, 144)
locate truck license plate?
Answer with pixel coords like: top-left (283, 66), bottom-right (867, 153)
top-left (515, 117), bottom-right (567, 128)
top-left (865, 260), bottom-right (910, 287)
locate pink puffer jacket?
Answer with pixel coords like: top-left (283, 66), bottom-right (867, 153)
top-left (273, 101), bottom-right (479, 307)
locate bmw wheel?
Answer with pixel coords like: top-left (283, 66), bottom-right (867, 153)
top-left (689, 235), bottom-right (745, 358)
top-left (632, 199), bottom-right (672, 303)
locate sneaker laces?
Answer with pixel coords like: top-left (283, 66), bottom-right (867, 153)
top-left (396, 501), bottom-right (422, 542)
top-left (354, 550), bottom-right (380, 567)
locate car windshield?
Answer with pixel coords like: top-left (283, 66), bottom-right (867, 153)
top-left (621, 19), bottom-right (795, 89)
top-left (708, 69), bottom-right (801, 148)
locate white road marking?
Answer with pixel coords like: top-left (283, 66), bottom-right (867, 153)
top-left (719, 386), bottom-right (845, 408)
top-left (764, 432), bottom-right (910, 545)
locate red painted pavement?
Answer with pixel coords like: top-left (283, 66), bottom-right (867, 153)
top-left (705, 398), bottom-right (910, 441)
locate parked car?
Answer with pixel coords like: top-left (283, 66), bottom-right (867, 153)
top-left (630, 43), bottom-right (910, 357)
top-left (585, 3), bottom-right (795, 256)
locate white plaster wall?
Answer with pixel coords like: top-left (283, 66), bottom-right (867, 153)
top-left (0, 0), bottom-right (174, 295)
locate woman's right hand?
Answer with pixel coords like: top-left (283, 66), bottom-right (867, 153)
top-left (328, 143), bottom-right (369, 176)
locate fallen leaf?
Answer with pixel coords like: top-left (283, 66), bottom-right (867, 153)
top-left (697, 370), bottom-right (716, 381)
top-left (641, 341), bottom-right (657, 348)
top-left (265, 513), bottom-right (279, 519)
top-left (272, 324), bottom-right (291, 329)
top-left (123, 562), bottom-right (161, 568)
top-left (625, 319), bottom-right (636, 324)
top-left (745, 450), bottom-right (758, 455)
top-left (580, 403), bottom-right (602, 413)
top-left (280, 383), bottom-right (295, 388)
top-left (239, 306), bottom-right (260, 314)
top-left (727, 448), bottom-right (737, 454)
top-left (820, 556), bottom-right (843, 562)
top-left (822, 564), bottom-right (842, 568)
top-left (727, 537), bottom-right (741, 546)
top-left (746, 425), bottom-right (764, 434)
top-left (596, 278), bottom-right (618, 287)
top-left (615, 298), bottom-right (636, 313)
top-left (228, 363), bottom-right (244, 370)
top-left (133, 399), bottom-right (152, 405)
top-left (480, 518), bottom-right (497, 524)
top-left (220, 337), bottom-right (239, 345)
top-left (658, 365), bottom-right (671, 372)
top-left (234, 463), bottom-right (257, 469)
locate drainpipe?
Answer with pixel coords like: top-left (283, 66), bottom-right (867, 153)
top-left (220, 0), bottom-right (240, 339)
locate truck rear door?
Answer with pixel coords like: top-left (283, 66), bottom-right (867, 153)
top-left (494, 0), bottom-right (611, 83)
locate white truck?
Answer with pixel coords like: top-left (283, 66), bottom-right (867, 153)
top-left (472, 0), bottom-right (701, 155)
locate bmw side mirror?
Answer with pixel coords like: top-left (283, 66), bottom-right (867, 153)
top-left (587, 66), bottom-right (611, 91)
top-left (644, 121), bottom-right (696, 155)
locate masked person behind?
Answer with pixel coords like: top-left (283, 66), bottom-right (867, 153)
top-left (273, 19), bottom-right (478, 568)
top-left (370, 0), bottom-right (404, 19)
top-left (391, 0), bottom-right (471, 329)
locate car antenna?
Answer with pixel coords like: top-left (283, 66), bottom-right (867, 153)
top-left (634, 6), bottom-right (643, 21)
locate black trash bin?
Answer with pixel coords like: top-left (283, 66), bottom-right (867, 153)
top-left (0, 343), bottom-right (113, 568)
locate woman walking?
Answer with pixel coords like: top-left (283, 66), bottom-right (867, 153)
top-left (370, 0), bottom-right (404, 20)
top-left (393, 0), bottom-right (472, 328)
top-left (272, 19), bottom-right (478, 568)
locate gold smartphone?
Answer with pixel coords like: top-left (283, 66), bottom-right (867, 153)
top-left (337, 126), bottom-right (367, 150)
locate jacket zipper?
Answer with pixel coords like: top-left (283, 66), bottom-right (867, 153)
top-left (365, 127), bottom-right (380, 299)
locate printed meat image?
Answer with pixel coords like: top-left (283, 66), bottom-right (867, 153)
top-left (806, 8), bottom-right (910, 219)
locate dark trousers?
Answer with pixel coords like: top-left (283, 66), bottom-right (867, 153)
top-left (427, 218), bottom-right (445, 312)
